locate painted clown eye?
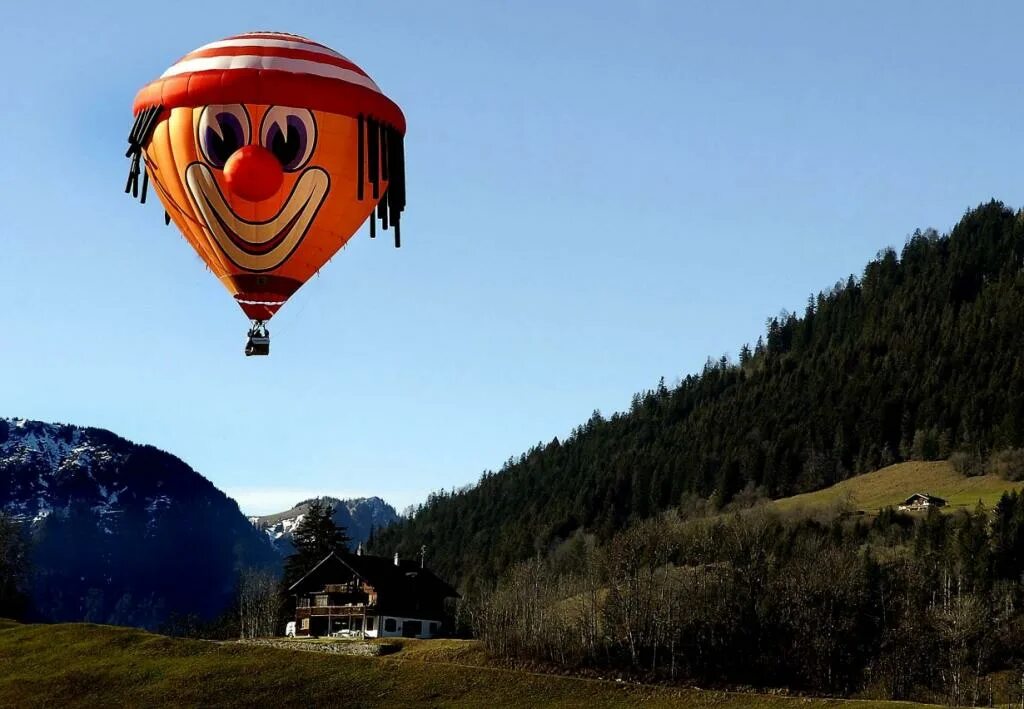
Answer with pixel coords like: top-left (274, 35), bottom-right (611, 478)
top-left (261, 107), bottom-right (316, 172)
top-left (197, 105), bottom-right (251, 169)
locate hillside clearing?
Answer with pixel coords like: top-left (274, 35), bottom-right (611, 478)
top-left (0, 621), bottom-right (940, 708)
top-left (769, 460), bottom-right (1023, 516)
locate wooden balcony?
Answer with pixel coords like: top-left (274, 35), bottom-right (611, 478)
top-left (324, 584), bottom-right (362, 593)
top-left (296, 592), bottom-right (370, 609)
top-left (296, 604), bottom-right (375, 618)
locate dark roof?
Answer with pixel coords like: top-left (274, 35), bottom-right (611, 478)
top-left (901, 493), bottom-right (947, 505)
top-left (289, 551), bottom-right (459, 612)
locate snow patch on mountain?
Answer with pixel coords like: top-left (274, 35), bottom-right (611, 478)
top-left (1, 419), bottom-right (138, 529)
top-left (250, 512), bottom-right (307, 544)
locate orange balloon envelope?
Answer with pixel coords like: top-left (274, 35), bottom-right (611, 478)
top-left (124, 32), bottom-right (406, 354)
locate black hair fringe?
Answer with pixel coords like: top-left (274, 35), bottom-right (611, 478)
top-left (368, 116), bottom-right (380, 200)
top-left (124, 105), bottom-right (162, 203)
top-left (356, 117), bottom-right (407, 248)
top-left (357, 114), bottom-right (365, 201)
top-left (380, 122), bottom-right (389, 182)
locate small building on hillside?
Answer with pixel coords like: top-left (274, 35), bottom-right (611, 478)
top-left (289, 550), bottom-right (459, 639)
top-left (897, 493), bottom-right (947, 512)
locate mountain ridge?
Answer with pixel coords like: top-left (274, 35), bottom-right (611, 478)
top-left (250, 495), bottom-right (399, 556)
top-left (0, 417), bottom-right (279, 628)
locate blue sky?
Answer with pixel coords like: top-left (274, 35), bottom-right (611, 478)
top-left (2, 1), bottom-right (1021, 514)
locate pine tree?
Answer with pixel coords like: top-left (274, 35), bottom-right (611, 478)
top-left (739, 343), bottom-right (752, 367)
top-left (282, 500), bottom-right (351, 589)
top-left (0, 512), bottom-right (30, 620)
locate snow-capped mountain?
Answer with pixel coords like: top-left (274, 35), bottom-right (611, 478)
top-left (250, 496), bottom-right (399, 556)
top-left (3, 419), bottom-right (139, 529)
top-left (0, 418), bottom-right (278, 629)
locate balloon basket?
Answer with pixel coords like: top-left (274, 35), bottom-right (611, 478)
top-left (245, 321), bottom-right (270, 357)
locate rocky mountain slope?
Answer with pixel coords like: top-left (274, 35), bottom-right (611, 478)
top-left (250, 496), bottom-right (398, 556)
top-left (0, 418), bottom-right (279, 628)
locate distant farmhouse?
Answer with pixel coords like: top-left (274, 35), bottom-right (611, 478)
top-left (897, 493), bottom-right (947, 512)
top-left (288, 550), bottom-right (459, 639)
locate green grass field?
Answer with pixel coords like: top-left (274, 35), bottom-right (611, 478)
top-left (0, 620), bottom-right (942, 708)
top-left (769, 460), bottom-right (1023, 517)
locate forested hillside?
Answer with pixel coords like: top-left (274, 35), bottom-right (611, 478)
top-left (373, 200), bottom-right (1024, 586)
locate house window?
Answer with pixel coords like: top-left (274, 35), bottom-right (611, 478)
top-left (301, 618), bottom-right (310, 630)
top-left (366, 617), bottom-right (375, 631)
top-left (384, 618), bottom-right (396, 632)
top-left (430, 622), bottom-right (439, 635)
top-left (315, 594), bottom-right (328, 607)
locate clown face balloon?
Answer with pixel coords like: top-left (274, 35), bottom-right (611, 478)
top-left (125, 32), bottom-right (406, 328)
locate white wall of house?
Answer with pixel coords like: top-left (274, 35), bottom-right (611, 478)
top-left (365, 615), bottom-right (442, 639)
top-left (296, 614), bottom-right (443, 639)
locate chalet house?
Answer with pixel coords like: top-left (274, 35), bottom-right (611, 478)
top-left (897, 493), bottom-right (947, 512)
top-left (289, 551), bottom-right (459, 639)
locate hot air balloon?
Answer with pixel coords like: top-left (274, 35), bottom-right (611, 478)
top-left (124, 32), bottom-right (406, 356)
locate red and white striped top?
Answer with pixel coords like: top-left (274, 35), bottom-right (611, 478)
top-left (163, 32), bottom-right (383, 94)
top-left (133, 31), bottom-right (405, 132)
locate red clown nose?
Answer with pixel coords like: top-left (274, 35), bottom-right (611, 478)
top-left (224, 145), bottom-right (284, 201)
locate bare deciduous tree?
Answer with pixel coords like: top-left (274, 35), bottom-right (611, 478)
top-left (237, 567), bottom-right (280, 639)
top-left (933, 593), bottom-right (987, 707)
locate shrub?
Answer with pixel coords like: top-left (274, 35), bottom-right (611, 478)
top-left (950, 451), bottom-right (986, 477)
top-left (989, 448), bottom-right (1024, 481)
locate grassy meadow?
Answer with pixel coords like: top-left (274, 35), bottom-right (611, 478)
top-left (0, 619), bottom-right (944, 708)
top-left (768, 460), bottom-right (1023, 517)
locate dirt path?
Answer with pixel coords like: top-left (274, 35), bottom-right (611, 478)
top-left (237, 637), bottom-right (400, 656)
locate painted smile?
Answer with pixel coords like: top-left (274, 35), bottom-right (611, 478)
top-left (185, 163), bottom-right (330, 272)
